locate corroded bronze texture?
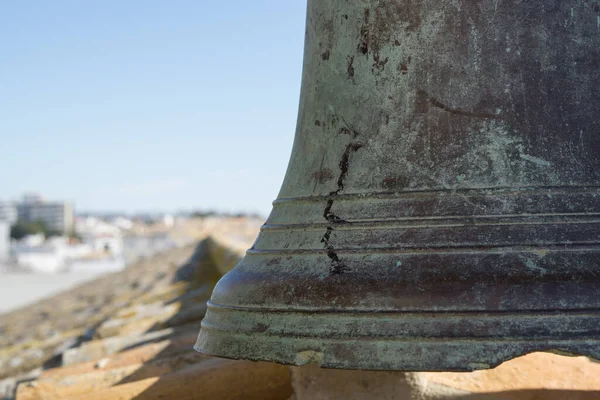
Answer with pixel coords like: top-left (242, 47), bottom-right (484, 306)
top-left (196, 0), bottom-right (600, 370)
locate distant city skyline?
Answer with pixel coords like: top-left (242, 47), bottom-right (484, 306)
top-left (2, 191), bottom-right (266, 217)
top-left (1, 1), bottom-right (307, 216)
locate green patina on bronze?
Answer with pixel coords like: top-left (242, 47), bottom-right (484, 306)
top-left (196, 0), bottom-right (600, 371)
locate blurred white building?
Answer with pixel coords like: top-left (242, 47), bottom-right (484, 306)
top-left (0, 221), bottom-right (9, 262)
top-left (21, 233), bottom-right (45, 247)
top-left (163, 214), bottom-right (175, 228)
top-left (0, 200), bottom-right (15, 264)
top-left (0, 201), bottom-right (17, 225)
top-left (112, 217), bottom-right (133, 230)
top-left (76, 217), bottom-right (124, 256)
top-left (9, 217), bottom-right (126, 273)
top-left (11, 240), bottom-right (92, 273)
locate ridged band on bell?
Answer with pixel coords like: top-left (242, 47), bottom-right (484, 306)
top-left (195, 0), bottom-right (600, 370)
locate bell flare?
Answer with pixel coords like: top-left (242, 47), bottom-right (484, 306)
top-left (196, 204), bottom-right (600, 370)
top-left (196, 0), bottom-right (600, 370)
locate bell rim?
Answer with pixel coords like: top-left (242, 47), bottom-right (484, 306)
top-left (196, 299), bottom-right (600, 371)
top-left (196, 321), bottom-right (600, 372)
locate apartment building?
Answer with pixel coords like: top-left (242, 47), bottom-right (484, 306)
top-left (17, 195), bottom-right (75, 234)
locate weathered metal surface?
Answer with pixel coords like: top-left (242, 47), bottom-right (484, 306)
top-left (196, 0), bottom-right (600, 370)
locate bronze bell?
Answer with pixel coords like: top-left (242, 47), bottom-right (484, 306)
top-left (196, 0), bottom-right (600, 370)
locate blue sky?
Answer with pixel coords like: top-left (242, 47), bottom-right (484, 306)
top-left (0, 1), bottom-right (307, 216)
